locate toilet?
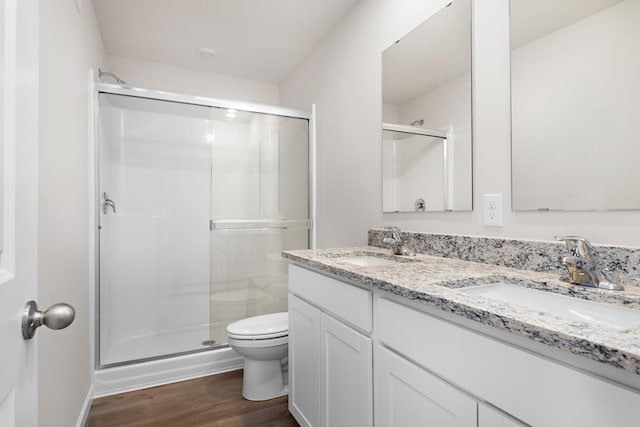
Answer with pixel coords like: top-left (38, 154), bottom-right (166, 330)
top-left (226, 312), bottom-right (289, 401)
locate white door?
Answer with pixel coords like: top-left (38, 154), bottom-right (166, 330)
top-left (0, 0), bottom-right (39, 425)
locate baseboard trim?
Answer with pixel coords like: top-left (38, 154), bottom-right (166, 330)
top-left (93, 347), bottom-right (243, 398)
top-left (76, 383), bottom-right (94, 427)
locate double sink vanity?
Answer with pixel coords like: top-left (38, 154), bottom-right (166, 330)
top-left (283, 232), bottom-right (640, 427)
top-left (292, 0), bottom-right (640, 423)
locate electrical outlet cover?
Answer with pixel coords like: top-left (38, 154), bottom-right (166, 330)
top-left (483, 193), bottom-right (503, 227)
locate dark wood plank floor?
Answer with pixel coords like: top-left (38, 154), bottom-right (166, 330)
top-left (86, 370), bottom-right (299, 427)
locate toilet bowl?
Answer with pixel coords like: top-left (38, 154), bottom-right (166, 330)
top-left (226, 312), bottom-right (289, 401)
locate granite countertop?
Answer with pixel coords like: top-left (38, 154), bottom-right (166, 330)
top-left (283, 246), bottom-right (640, 376)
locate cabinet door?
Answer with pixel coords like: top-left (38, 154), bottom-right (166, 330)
top-left (479, 403), bottom-right (528, 427)
top-left (289, 295), bottom-right (322, 427)
top-left (375, 346), bottom-right (477, 427)
top-left (321, 314), bottom-right (373, 427)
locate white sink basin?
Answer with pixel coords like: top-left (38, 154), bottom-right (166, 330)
top-left (462, 283), bottom-right (640, 330)
top-left (337, 256), bottom-right (396, 267)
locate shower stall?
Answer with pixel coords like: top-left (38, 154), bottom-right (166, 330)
top-left (93, 85), bottom-right (312, 392)
top-left (382, 122), bottom-right (452, 212)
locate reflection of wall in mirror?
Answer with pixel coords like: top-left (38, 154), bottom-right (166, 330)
top-left (383, 73), bottom-right (472, 211)
top-left (382, 131), bottom-right (445, 212)
top-left (382, 128), bottom-right (395, 212)
top-left (512, 0), bottom-right (640, 210)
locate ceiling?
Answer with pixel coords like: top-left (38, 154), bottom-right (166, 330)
top-left (92, 0), bottom-right (361, 84)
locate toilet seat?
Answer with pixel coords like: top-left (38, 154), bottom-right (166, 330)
top-left (228, 330), bottom-right (287, 340)
top-left (227, 312), bottom-right (288, 340)
top-left (227, 334), bottom-right (288, 348)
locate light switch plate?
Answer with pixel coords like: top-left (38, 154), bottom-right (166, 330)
top-left (483, 193), bottom-right (503, 227)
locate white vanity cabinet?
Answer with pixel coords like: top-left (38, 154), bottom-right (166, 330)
top-left (288, 265), bottom-right (373, 427)
top-left (288, 264), bottom-right (640, 427)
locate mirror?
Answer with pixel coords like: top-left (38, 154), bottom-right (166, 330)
top-left (382, 0), bottom-right (472, 213)
top-left (511, 0), bottom-right (640, 211)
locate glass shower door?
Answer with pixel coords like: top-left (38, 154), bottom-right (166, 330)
top-left (98, 93), bottom-right (212, 366)
top-left (208, 108), bottom-right (310, 345)
top-left (97, 92), bottom-right (311, 367)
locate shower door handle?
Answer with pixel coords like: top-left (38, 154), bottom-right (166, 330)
top-left (102, 192), bottom-right (117, 214)
top-left (210, 219), bottom-right (312, 230)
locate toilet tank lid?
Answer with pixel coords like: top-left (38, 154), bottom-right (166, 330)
top-left (226, 312), bottom-right (288, 336)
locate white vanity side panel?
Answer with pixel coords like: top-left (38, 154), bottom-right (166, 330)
top-left (289, 264), bottom-right (373, 333)
top-left (377, 297), bottom-right (640, 427)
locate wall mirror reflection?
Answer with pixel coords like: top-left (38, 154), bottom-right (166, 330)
top-left (382, 0), bottom-right (472, 213)
top-left (511, 0), bottom-right (640, 211)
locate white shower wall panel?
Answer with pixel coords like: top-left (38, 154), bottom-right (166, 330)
top-left (393, 135), bottom-right (445, 212)
top-left (210, 114), bottom-right (280, 220)
top-left (397, 74), bottom-right (472, 211)
top-left (99, 95), bottom-right (211, 365)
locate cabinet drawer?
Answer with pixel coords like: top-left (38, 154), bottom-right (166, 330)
top-left (289, 264), bottom-right (373, 333)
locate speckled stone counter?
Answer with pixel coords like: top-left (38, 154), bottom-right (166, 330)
top-left (282, 246), bottom-right (640, 377)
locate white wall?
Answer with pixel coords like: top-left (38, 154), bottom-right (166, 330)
top-left (107, 55), bottom-right (280, 105)
top-left (38, 0), bottom-right (106, 425)
top-left (280, 0), bottom-right (640, 248)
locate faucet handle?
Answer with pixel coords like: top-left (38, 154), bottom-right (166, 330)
top-left (554, 235), bottom-right (596, 261)
top-left (384, 226), bottom-right (402, 241)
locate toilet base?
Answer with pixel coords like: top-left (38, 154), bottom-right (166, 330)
top-left (242, 358), bottom-right (288, 401)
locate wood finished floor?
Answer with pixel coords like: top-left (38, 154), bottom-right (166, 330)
top-left (86, 370), bottom-right (298, 427)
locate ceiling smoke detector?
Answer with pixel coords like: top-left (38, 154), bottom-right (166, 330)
top-left (198, 47), bottom-right (217, 58)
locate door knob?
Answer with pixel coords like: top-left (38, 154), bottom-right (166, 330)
top-left (22, 300), bottom-right (76, 340)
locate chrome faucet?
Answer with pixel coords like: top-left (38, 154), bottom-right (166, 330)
top-left (554, 235), bottom-right (623, 291)
top-left (383, 226), bottom-right (415, 256)
top-left (102, 192), bottom-right (117, 215)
